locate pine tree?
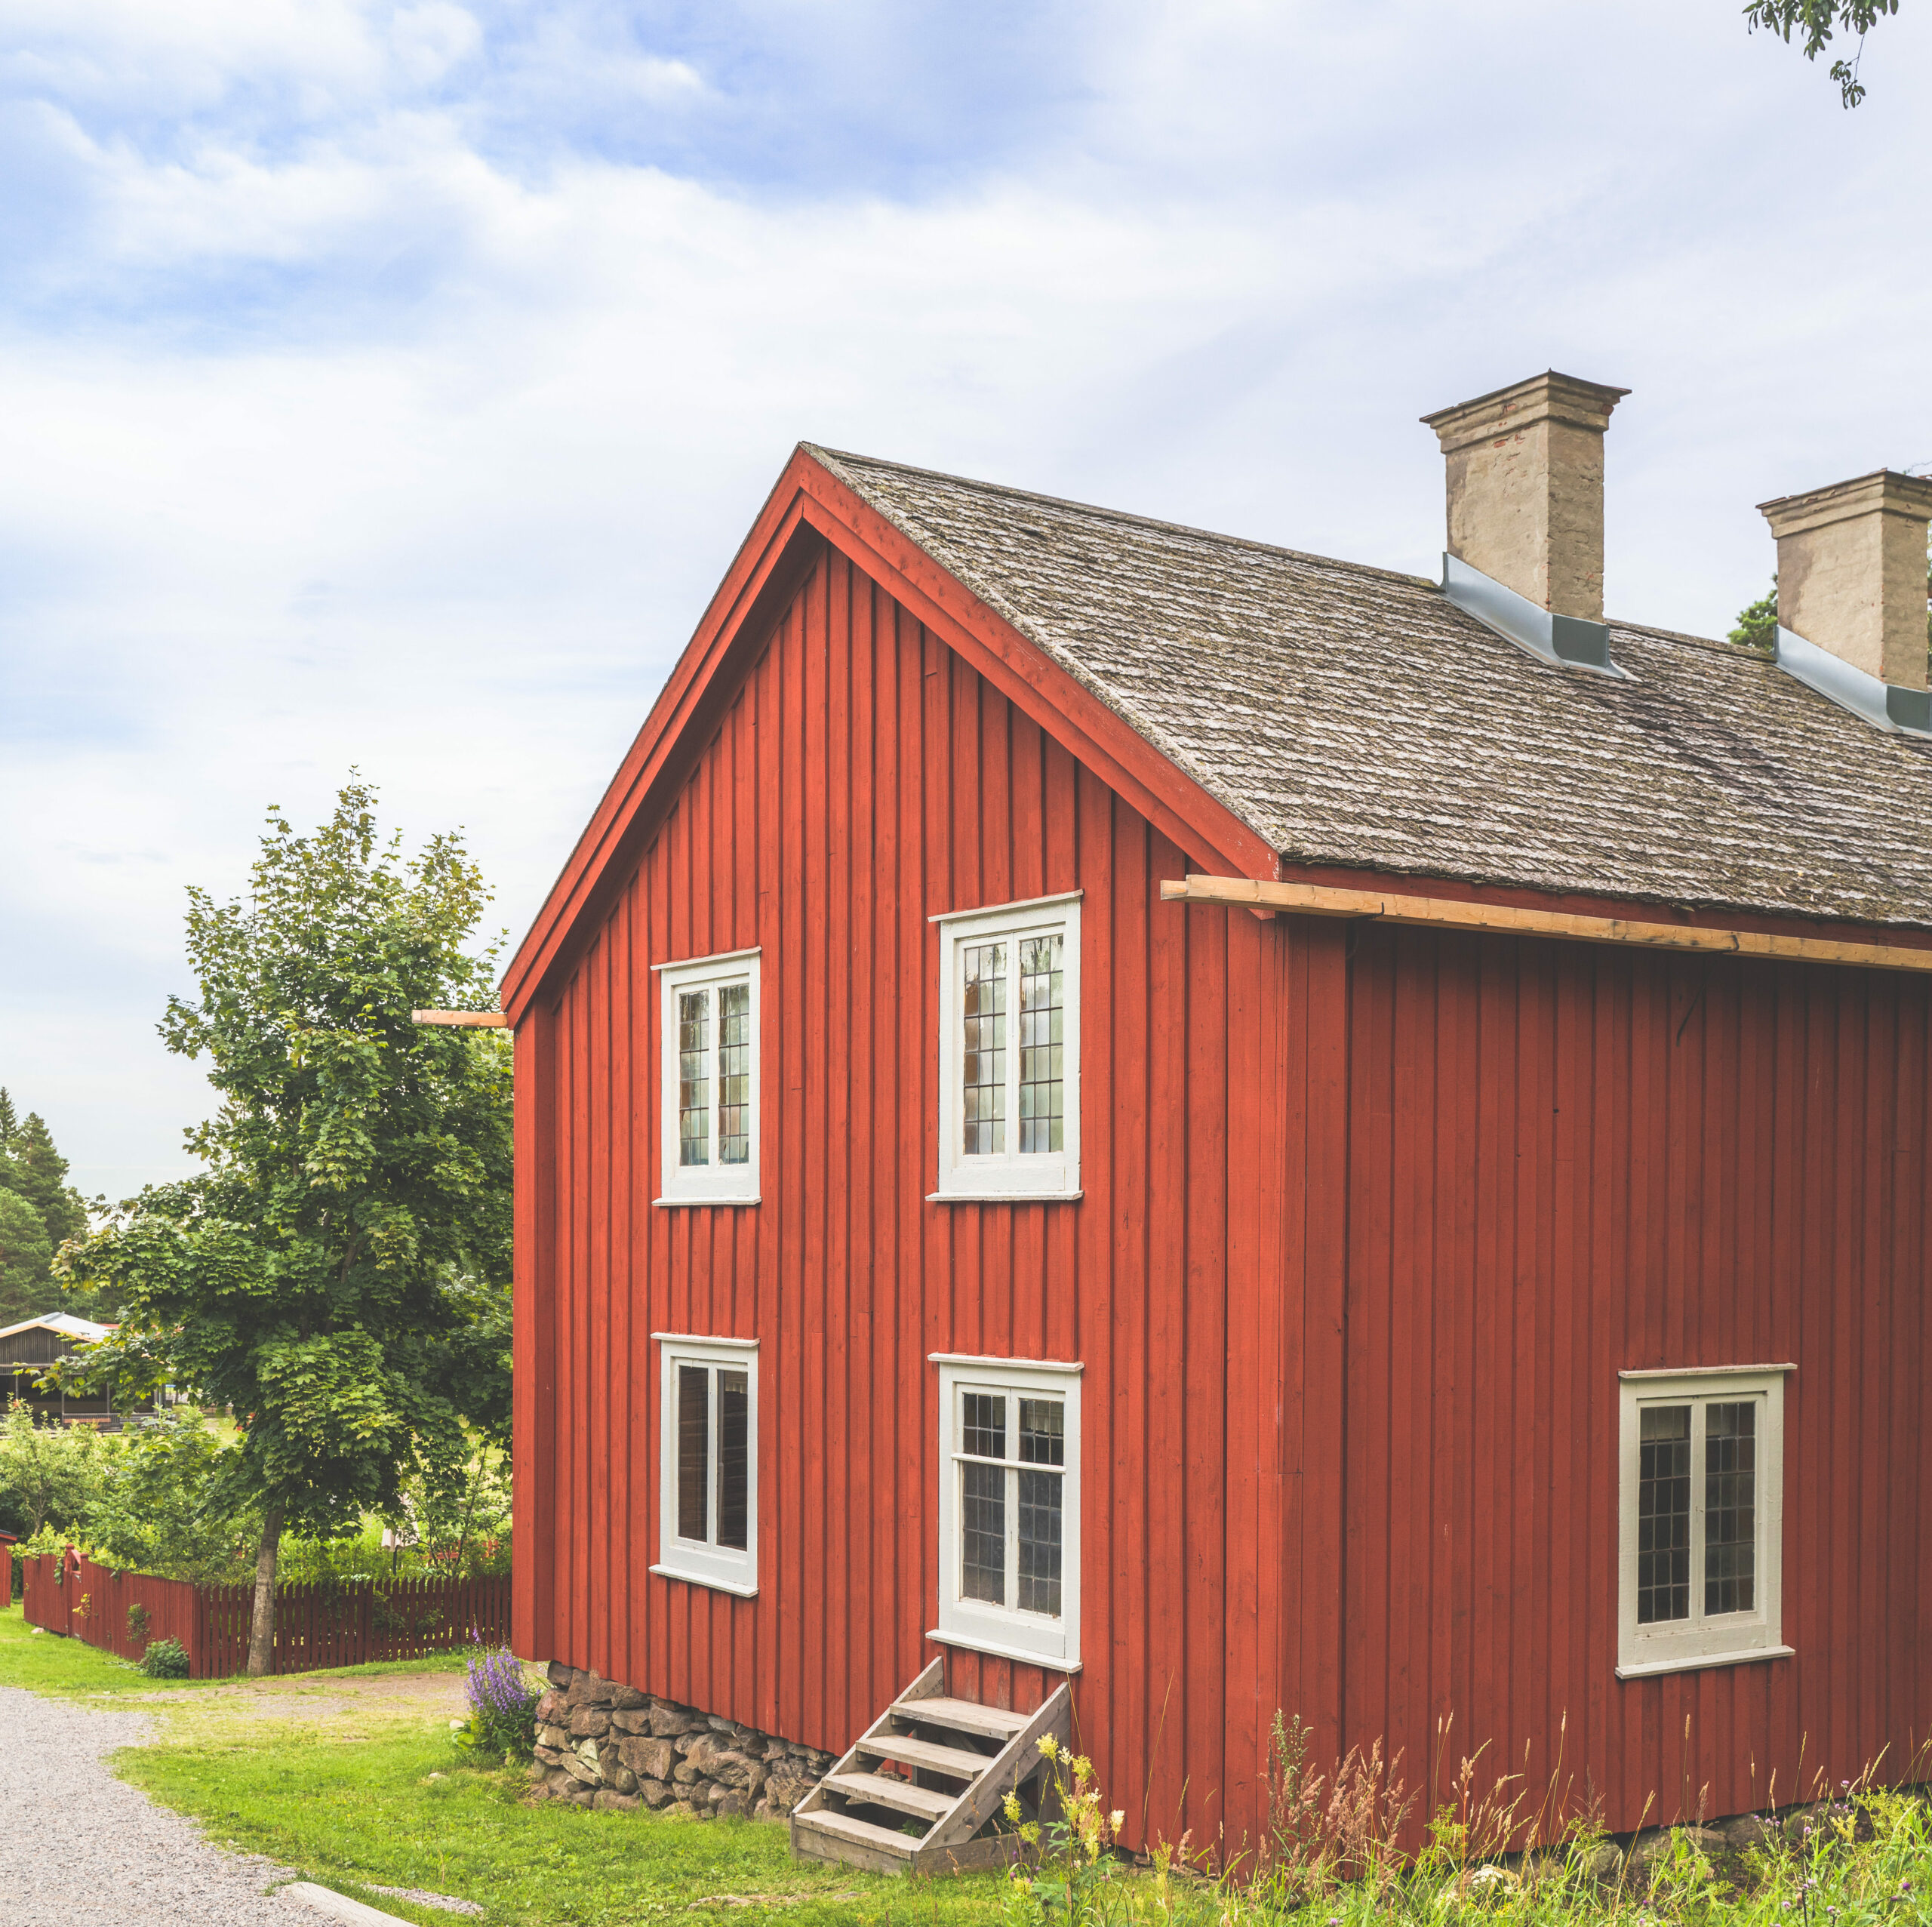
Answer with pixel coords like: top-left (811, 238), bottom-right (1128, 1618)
top-left (0, 1189), bottom-right (56, 1326)
top-left (0, 1092), bottom-right (91, 1320)
top-left (0, 1110), bottom-right (88, 1251)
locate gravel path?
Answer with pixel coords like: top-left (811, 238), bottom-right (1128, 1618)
top-left (0, 1686), bottom-right (300, 1925)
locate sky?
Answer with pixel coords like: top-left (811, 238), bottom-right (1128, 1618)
top-left (2, 0), bottom-right (1930, 1199)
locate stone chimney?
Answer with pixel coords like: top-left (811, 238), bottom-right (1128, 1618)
top-left (1421, 371), bottom-right (1629, 620)
top-left (1757, 472), bottom-right (1932, 691)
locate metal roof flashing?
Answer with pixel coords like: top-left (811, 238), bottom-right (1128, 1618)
top-left (1441, 554), bottom-right (1627, 680)
top-left (1775, 626), bottom-right (1932, 740)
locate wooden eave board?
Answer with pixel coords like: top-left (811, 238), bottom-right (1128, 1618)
top-left (1161, 875), bottom-right (1932, 972)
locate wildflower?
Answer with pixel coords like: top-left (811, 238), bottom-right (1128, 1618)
top-left (1110, 1810), bottom-right (1125, 1836)
top-left (1038, 1735), bottom-right (1059, 1762)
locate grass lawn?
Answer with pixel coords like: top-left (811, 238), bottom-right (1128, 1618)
top-left (0, 1605), bottom-right (1013, 1926)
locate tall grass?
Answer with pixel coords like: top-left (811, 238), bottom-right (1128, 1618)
top-left (997, 1717), bottom-right (1932, 1927)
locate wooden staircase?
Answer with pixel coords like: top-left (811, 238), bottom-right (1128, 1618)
top-left (789, 1658), bottom-right (1072, 1876)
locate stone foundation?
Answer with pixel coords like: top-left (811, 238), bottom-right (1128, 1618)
top-left (527, 1663), bottom-right (835, 1821)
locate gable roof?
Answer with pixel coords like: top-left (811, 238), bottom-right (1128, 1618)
top-left (810, 448), bottom-right (1932, 933)
top-left (0, 1313), bottom-right (111, 1344)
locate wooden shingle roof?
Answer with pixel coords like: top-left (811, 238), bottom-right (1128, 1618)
top-left (812, 445), bottom-right (1932, 931)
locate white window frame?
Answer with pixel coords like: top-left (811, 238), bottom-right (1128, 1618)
top-left (928, 1353), bottom-right (1081, 1670)
top-left (651, 1334), bottom-right (758, 1596)
top-left (1617, 1365), bottom-right (1792, 1679)
top-left (931, 893), bottom-right (1081, 1202)
top-left (654, 948), bottom-right (760, 1205)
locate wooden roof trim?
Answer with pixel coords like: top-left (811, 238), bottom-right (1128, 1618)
top-left (1162, 875), bottom-right (1932, 972)
top-left (500, 447), bottom-right (1283, 1024)
top-left (792, 463), bottom-right (1279, 885)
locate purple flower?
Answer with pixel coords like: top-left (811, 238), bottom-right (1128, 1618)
top-left (464, 1645), bottom-right (536, 1719)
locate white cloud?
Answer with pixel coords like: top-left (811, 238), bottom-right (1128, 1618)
top-left (2, 0), bottom-right (1930, 1190)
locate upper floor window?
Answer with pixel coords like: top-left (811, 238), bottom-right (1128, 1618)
top-left (1617, 1365), bottom-right (1792, 1678)
top-left (932, 894), bottom-right (1081, 1200)
top-left (655, 950), bottom-right (760, 1205)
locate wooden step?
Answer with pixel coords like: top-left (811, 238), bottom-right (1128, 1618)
top-left (821, 1770), bottom-right (951, 1821)
top-left (893, 1695), bottom-right (1029, 1739)
top-left (793, 1808), bottom-right (920, 1858)
top-left (856, 1732), bottom-right (990, 1778)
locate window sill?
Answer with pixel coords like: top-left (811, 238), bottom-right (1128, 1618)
top-left (651, 1562), bottom-right (758, 1598)
top-left (654, 1196), bottom-right (761, 1208)
top-left (928, 1191), bottom-right (1083, 1205)
top-left (1615, 1644), bottom-right (1793, 1680)
top-left (927, 1627), bottom-right (1081, 1673)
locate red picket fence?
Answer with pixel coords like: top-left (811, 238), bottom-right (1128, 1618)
top-left (20, 1549), bottom-right (509, 1678)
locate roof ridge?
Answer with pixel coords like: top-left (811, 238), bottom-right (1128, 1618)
top-left (804, 443), bottom-right (1439, 595)
top-left (1609, 617), bottom-right (1752, 656)
top-left (813, 444), bottom-right (1761, 654)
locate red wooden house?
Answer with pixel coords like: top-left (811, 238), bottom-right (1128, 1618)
top-left (493, 370), bottom-right (1932, 1869)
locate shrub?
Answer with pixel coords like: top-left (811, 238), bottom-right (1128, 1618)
top-left (126, 1602), bottom-right (150, 1642)
top-left (453, 1642), bottom-right (538, 1763)
top-left (139, 1637), bottom-right (190, 1679)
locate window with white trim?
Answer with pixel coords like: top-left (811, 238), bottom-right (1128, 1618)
top-left (933, 896), bottom-right (1080, 1199)
top-left (652, 1335), bottom-right (757, 1595)
top-left (656, 950), bottom-right (759, 1203)
top-left (931, 1356), bottom-right (1081, 1668)
top-left (1617, 1366), bottom-right (1790, 1678)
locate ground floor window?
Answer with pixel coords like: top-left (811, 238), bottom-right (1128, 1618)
top-left (1617, 1365), bottom-right (1790, 1677)
top-left (929, 1353), bottom-right (1081, 1669)
top-left (652, 1334), bottom-right (758, 1595)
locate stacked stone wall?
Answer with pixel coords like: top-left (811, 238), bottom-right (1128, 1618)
top-left (529, 1663), bottom-right (834, 1819)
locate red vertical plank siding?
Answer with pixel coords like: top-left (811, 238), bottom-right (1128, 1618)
top-left (514, 543), bottom-right (1932, 1860)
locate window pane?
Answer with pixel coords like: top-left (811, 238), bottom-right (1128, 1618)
top-left (717, 983), bottom-right (752, 1165)
top-left (1017, 934), bottom-right (1065, 1155)
top-left (677, 1364), bottom-right (709, 1542)
top-left (1637, 1405), bottom-right (1692, 1624)
top-left (678, 989), bottom-right (712, 1166)
top-left (962, 943), bottom-right (1007, 1155)
top-left (962, 1390), bottom-right (1006, 1461)
top-left (717, 1368), bottom-right (749, 1552)
top-left (1018, 1397), bottom-right (1063, 1466)
top-left (1017, 1467), bottom-right (1063, 1617)
top-left (961, 1461), bottom-right (1006, 1604)
top-left (1705, 1401), bottom-right (1756, 1616)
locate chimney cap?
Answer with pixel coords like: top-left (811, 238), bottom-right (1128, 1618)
top-left (1756, 469), bottom-right (1932, 537)
top-left (1422, 370), bottom-right (1631, 454)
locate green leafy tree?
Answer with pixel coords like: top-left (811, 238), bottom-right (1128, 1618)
top-left (0, 1189), bottom-right (55, 1326)
top-left (1730, 581), bottom-right (1780, 651)
top-left (83, 1406), bottom-right (260, 1584)
top-left (1745, 0), bottom-right (1902, 107)
top-left (0, 1399), bottom-right (110, 1538)
top-left (60, 781), bottom-right (512, 1675)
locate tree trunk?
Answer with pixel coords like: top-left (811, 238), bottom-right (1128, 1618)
top-left (246, 1506), bottom-right (285, 1679)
